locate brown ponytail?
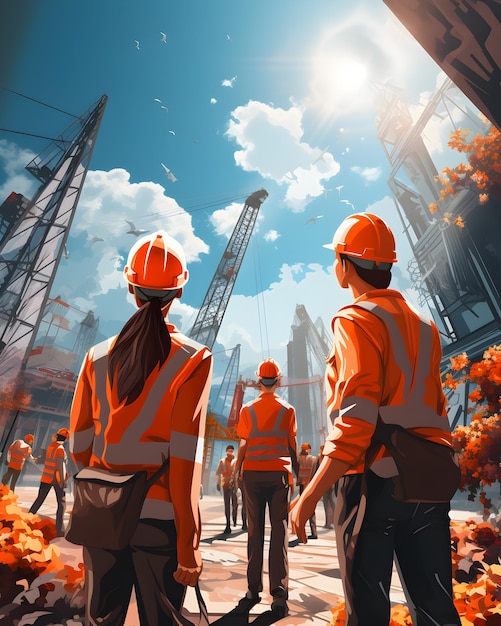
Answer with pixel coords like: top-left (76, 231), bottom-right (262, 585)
top-left (108, 298), bottom-right (171, 405)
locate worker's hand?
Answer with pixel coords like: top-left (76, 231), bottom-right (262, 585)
top-left (290, 494), bottom-right (316, 544)
top-left (174, 562), bottom-right (203, 587)
top-left (216, 483), bottom-right (221, 493)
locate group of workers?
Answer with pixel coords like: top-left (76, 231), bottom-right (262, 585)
top-left (0, 212), bottom-right (462, 626)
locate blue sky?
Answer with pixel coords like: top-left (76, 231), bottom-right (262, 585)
top-left (0, 0), bottom-right (481, 385)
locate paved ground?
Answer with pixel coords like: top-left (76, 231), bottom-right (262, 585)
top-left (14, 486), bottom-right (484, 626)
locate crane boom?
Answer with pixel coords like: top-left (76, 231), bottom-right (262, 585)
top-left (189, 189), bottom-right (268, 349)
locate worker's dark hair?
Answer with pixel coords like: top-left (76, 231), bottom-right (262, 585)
top-left (226, 445), bottom-right (235, 451)
top-left (259, 377), bottom-right (278, 388)
top-left (56, 434), bottom-right (66, 442)
top-left (340, 254), bottom-right (392, 289)
top-left (108, 296), bottom-right (172, 405)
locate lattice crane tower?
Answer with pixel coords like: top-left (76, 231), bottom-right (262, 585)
top-left (0, 95), bottom-right (107, 386)
top-left (189, 189), bottom-right (268, 350)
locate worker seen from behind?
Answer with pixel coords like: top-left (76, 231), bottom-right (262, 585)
top-left (291, 213), bottom-right (461, 626)
top-left (29, 428), bottom-right (69, 536)
top-left (69, 231), bottom-right (212, 626)
top-left (234, 358), bottom-right (298, 620)
top-left (2, 433), bottom-right (37, 492)
top-left (216, 444), bottom-right (238, 534)
top-left (296, 442), bottom-right (317, 539)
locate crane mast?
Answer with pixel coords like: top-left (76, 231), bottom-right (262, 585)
top-left (189, 189), bottom-right (268, 349)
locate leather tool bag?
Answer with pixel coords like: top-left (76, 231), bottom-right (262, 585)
top-left (373, 419), bottom-right (461, 503)
top-left (66, 458), bottom-right (170, 550)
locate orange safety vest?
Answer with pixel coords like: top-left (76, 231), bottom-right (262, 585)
top-left (41, 441), bottom-right (66, 484)
top-left (237, 393), bottom-right (297, 473)
top-left (297, 454), bottom-right (316, 486)
top-left (69, 324), bottom-right (212, 569)
top-left (216, 457), bottom-right (234, 488)
top-left (323, 289), bottom-right (452, 475)
top-left (8, 440), bottom-right (32, 471)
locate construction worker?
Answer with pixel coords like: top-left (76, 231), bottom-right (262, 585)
top-left (29, 428), bottom-right (69, 536)
top-left (2, 433), bottom-right (36, 492)
top-left (216, 444), bottom-right (238, 534)
top-left (291, 212), bottom-right (461, 626)
top-left (69, 231), bottom-right (212, 626)
top-left (296, 442), bottom-right (317, 539)
top-left (234, 358), bottom-right (298, 620)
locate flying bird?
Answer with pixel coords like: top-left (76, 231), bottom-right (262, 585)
top-left (161, 105), bottom-right (169, 112)
top-left (168, 129), bottom-right (176, 135)
top-left (154, 98), bottom-right (162, 103)
top-left (226, 34), bottom-right (231, 41)
top-left (305, 215), bottom-right (324, 225)
top-left (335, 185), bottom-right (344, 198)
top-left (160, 32), bottom-right (167, 43)
top-left (221, 76), bottom-right (237, 88)
top-left (63, 244), bottom-right (69, 260)
top-left (161, 163), bottom-right (178, 182)
top-left (340, 199), bottom-right (356, 211)
top-left (134, 40), bottom-right (140, 50)
top-left (88, 235), bottom-right (104, 244)
top-left (312, 146), bottom-right (330, 165)
top-left (125, 220), bottom-right (148, 236)
top-left (284, 170), bottom-right (298, 182)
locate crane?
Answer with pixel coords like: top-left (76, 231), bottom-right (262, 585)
top-left (189, 189), bottom-right (268, 349)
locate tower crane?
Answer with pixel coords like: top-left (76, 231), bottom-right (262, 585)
top-left (189, 189), bottom-right (268, 350)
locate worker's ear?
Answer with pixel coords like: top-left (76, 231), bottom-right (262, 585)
top-left (175, 288), bottom-right (183, 299)
top-left (128, 284), bottom-right (134, 294)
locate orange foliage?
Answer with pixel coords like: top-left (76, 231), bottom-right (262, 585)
top-left (0, 484), bottom-right (84, 610)
top-left (429, 124), bottom-right (501, 226)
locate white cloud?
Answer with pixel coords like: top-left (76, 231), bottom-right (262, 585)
top-left (264, 229), bottom-right (279, 242)
top-left (351, 165), bottom-right (382, 183)
top-left (210, 97), bottom-right (218, 104)
top-left (226, 100), bottom-right (340, 212)
top-left (0, 140), bottom-right (38, 201)
top-left (221, 76), bottom-right (237, 88)
top-left (209, 202), bottom-right (263, 239)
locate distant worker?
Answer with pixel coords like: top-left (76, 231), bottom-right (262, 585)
top-left (2, 433), bottom-right (36, 492)
top-left (29, 428), bottom-right (69, 536)
top-left (234, 358), bottom-right (298, 620)
top-left (291, 213), bottom-right (461, 626)
top-left (216, 444), bottom-right (238, 534)
top-left (296, 443), bottom-right (317, 539)
top-left (70, 231), bottom-right (212, 626)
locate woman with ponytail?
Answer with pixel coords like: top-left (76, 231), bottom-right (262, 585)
top-left (70, 231), bottom-right (213, 626)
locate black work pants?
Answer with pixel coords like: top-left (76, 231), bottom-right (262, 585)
top-left (335, 471), bottom-right (461, 626)
top-left (29, 480), bottom-right (66, 535)
top-left (299, 483), bottom-right (317, 536)
top-left (242, 470), bottom-right (289, 597)
top-left (223, 484), bottom-right (238, 526)
top-left (2, 467), bottom-right (22, 492)
top-left (83, 518), bottom-right (185, 626)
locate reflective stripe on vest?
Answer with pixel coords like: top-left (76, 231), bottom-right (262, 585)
top-left (90, 337), bottom-right (198, 465)
top-left (246, 404), bottom-right (289, 462)
top-left (41, 443), bottom-right (64, 483)
top-left (9, 441), bottom-right (29, 470)
top-left (352, 301), bottom-right (450, 431)
top-left (298, 455), bottom-right (314, 483)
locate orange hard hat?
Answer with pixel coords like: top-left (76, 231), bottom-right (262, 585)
top-left (24, 433), bottom-right (34, 444)
top-left (256, 358), bottom-right (281, 380)
top-left (57, 427), bottom-right (70, 439)
top-left (124, 231), bottom-right (189, 290)
top-left (324, 213), bottom-right (397, 266)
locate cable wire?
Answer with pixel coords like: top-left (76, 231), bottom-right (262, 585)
top-left (0, 128), bottom-right (65, 143)
top-left (0, 86), bottom-right (78, 118)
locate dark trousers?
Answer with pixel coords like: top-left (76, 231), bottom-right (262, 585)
top-left (223, 484), bottom-right (238, 526)
top-left (2, 467), bottom-right (21, 492)
top-left (242, 470), bottom-right (289, 597)
top-left (299, 483), bottom-right (317, 536)
top-left (335, 471), bottom-right (461, 626)
top-left (29, 480), bottom-right (66, 535)
top-left (322, 486), bottom-right (335, 528)
top-left (83, 519), bottom-right (185, 626)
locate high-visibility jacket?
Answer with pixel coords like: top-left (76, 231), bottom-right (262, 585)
top-left (322, 289), bottom-right (452, 475)
top-left (41, 441), bottom-right (67, 485)
top-left (69, 323), bottom-right (212, 569)
top-left (7, 440), bottom-right (32, 470)
top-left (216, 457), bottom-right (235, 488)
top-left (297, 453), bottom-right (317, 486)
top-left (237, 393), bottom-right (297, 474)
